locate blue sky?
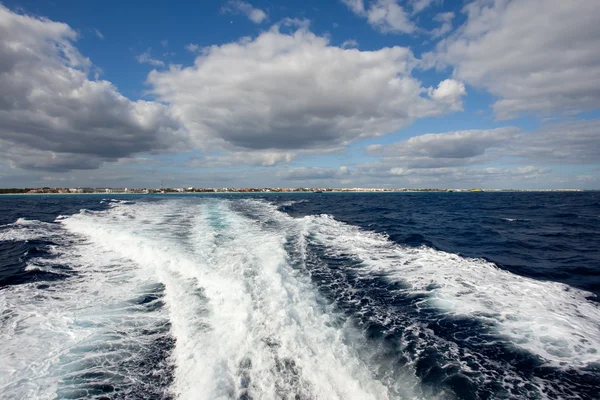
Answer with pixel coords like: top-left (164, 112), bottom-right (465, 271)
top-left (0, 0), bottom-right (598, 189)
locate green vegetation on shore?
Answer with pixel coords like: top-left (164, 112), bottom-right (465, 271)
top-left (0, 188), bottom-right (33, 194)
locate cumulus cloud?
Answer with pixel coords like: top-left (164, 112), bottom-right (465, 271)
top-left (0, 140), bottom-right (106, 171)
top-left (342, 0), bottom-right (416, 34)
top-left (367, 127), bottom-right (519, 167)
top-left (0, 5), bottom-right (184, 171)
top-left (365, 119), bottom-right (600, 170)
top-left (429, 79), bottom-right (466, 110)
top-left (222, 0), bottom-right (268, 24)
top-left (428, 0), bottom-right (600, 119)
top-left (148, 24), bottom-right (466, 153)
top-left (358, 119), bottom-right (600, 187)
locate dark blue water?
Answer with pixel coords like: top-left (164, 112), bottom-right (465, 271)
top-left (282, 192), bottom-right (600, 298)
top-left (1, 193), bottom-right (599, 399)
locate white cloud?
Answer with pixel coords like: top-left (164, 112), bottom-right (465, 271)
top-left (342, 0), bottom-right (365, 14)
top-left (431, 11), bottom-right (454, 37)
top-left (429, 79), bottom-right (466, 110)
top-left (341, 39), bottom-right (359, 48)
top-left (0, 5), bottom-right (184, 171)
top-left (185, 43), bottom-right (200, 53)
top-left (434, 11), bottom-right (454, 23)
top-left (136, 48), bottom-right (165, 67)
top-left (223, 0), bottom-right (268, 24)
top-left (367, 0), bottom-right (415, 33)
top-left (161, 39), bottom-right (168, 47)
top-left (342, 0), bottom-right (416, 34)
top-left (364, 164), bottom-right (550, 186)
top-left (95, 28), bottom-right (104, 39)
top-left (428, 0), bottom-right (600, 119)
top-left (458, 166), bottom-right (550, 182)
top-left (189, 151), bottom-right (294, 167)
top-left (509, 119), bottom-right (600, 164)
top-left (366, 119), bottom-right (600, 169)
top-left (148, 24), bottom-right (465, 154)
top-left (367, 127), bottom-right (519, 168)
top-left (411, 0), bottom-right (435, 14)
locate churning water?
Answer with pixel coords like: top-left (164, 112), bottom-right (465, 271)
top-left (1, 193), bottom-right (599, 399)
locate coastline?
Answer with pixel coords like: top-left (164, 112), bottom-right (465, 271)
top-left (0, 189), bottom-right (590, 196)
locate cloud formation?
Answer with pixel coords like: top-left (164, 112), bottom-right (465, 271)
top-left (1, 2), bottom-right (596, 190)
top-left (223, 0), bottom-right (268, 24)
top-left (136, 48), bottom-right (165, 67)
top-left (279, 166), bottom-right (350, 181)
top-left (189, 151), bottom-right (294, 168)
top-left (368, 127), bottom-right (518, 160)
top-left (342, 0), bottom-right (416, 34)
top-left (148, 24), bottom-right (466, 153)
top-left (428, 0), bottom-right (600, 119)
top-left (410, 0), bottom-right (436, 15)
top-left (341, 39), bottom-right (359, 48)
top-left (0, 6), bottom-right (184, 171)
top-left (510, 120), bottom-right (600, 164)
top-left (366, 119), bottom-right (600, 168)
top-left (431, 12), bottom-right (454, 38)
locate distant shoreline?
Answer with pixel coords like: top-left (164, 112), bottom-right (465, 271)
top-left (0, 189), bottom-right (590, 195)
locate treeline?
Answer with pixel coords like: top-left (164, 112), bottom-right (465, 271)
top-left (0, 188), bottom-right (32, 194)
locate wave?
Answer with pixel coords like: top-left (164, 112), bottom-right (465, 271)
top-left (238, 199), bottom-right (600, 398)
top-left (0, 216), bottom-right (173, 399)
top-left (0, 218), bottom-right (61, 242)
top-left (304, 213), bottom-right (600, 367)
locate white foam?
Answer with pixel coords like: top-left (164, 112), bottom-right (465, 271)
top-left (279, 199), bottom-right (309, 207)
top-left (305, 214), bottom-right (600, 367)
top-left (0, 218), bottom-right (61, 242)
top-left (58, 199), bottom-right (407, 399)
top-left (0, 218), bottom-right (172, 398)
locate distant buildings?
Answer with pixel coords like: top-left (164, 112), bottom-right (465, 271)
top-left (0, 187), bottom-right (588, 194)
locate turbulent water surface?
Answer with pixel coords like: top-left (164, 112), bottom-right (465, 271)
top-left (1, 193), bottom-right (599, 399)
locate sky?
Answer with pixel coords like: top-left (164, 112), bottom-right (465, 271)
top-left (0, 0), bottom-right (599, 189)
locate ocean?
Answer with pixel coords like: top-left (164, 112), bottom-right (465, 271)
top-left (0, 193), bottom-right (599, 399)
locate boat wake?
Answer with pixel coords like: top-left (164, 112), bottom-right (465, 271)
top-left (0, 197), bottom-right (598, 399)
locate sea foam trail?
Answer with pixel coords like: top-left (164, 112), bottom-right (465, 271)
top-left (61, 199), bottom-right (408, 400)
top-left (0, 218), bottom-right (173, 399)
top-left (6, 197), bottom-right (597, 399)
top-left (233, 199), bottom-right (600, 398)
top-left (304, 213), bottom-right (600, 367)
top-left (0, 218), bottom-right (61, 242)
